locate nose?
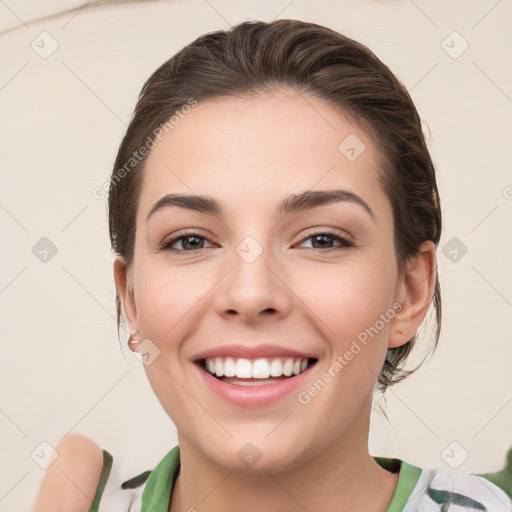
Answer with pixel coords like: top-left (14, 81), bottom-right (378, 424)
top-left (214, 238), bottom-right (292, 325)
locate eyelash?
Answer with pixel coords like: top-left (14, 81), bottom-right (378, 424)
top-left (159, 229), bottom-right (354, 253)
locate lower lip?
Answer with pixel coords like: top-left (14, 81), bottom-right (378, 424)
top-left (195, 363), bottom-right (315, 407)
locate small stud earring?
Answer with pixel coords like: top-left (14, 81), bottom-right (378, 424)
top-left (128, 329), bottom-right (140, 349)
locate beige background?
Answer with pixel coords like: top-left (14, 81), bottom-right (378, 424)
top-left (1, 0), bottom-right (511, 510)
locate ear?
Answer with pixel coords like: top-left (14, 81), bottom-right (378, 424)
top-left (388, 240), bottom-right (437, 349)
top-left (113, 256), bottom-right (138, 333)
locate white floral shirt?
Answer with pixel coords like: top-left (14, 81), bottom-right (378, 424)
top-left (90, 446), bottom-right (512, 512)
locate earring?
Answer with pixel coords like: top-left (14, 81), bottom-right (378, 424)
top-left (128, 329), bottom-right (140, 349)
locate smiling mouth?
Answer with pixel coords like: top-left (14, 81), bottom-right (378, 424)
top-left (197, 356), bottom-right (318, 386)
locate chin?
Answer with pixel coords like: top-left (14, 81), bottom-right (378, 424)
top-left (199, 436), bottom-right (310, 475)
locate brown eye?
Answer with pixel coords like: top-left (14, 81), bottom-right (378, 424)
top-left (160, 231), bottom-right (215, 252)
top-left (297, 232), bottom-right (354, 251)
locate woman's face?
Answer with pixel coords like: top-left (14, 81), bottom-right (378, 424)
top-left (121, 88), bottom-right (405, 472)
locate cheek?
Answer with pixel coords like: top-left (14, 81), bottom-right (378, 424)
top-left (131, 263), bottom-right (205, 416)
top-left (297, 256), bottom-right (398, 402)
top-left (133, 256), bottom-right (215, 340)
top-left (297, 258), bottom-right (397, 342)
top-left (293, 262), bottom-right (397, 416)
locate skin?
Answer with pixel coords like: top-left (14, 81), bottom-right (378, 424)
top-left (31, 433), bottom-right (104, 512)
top-left (113, 87), bottom-right (436, 512)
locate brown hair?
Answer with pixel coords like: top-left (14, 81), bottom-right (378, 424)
top-left (108, 19), bottom-right (442, 392)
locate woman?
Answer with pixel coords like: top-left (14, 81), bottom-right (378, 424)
top-left (32, 18), bottom-right (512, 512)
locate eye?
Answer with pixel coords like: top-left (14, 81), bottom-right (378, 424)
top-left (160, 229), bottom-right (354, 253)
top-left (160, 231), bottom-right (216, 252)
top-left (296, 230), bottom-right (354, 251)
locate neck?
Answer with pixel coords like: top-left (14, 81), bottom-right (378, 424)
top-left (169, 399), bottom-right (398, 512)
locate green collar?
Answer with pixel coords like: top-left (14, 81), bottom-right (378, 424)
top-left (374, 456), bottom-right (422, 511)
top-left (142, 445), bottom-right (180, 511)
top-left (142, 446), bottom-right (422, 512)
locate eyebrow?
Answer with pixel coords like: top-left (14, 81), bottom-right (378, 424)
top-left (146, 189), bottom-right (375, 223)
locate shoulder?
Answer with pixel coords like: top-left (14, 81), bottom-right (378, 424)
top-left (32, 432), bottom-right (155, 512)
top-left (405, 466), bottom-right (512, 511)
top-left (31, 433), bottom-right (104, 512)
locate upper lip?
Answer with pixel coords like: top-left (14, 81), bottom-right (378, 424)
top-left (192, 344), bottom-right (317, 362)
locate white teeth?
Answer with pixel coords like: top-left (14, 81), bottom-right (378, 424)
top-left (252, 358), bottom-right (270, 379)
top-left (203, 356), bottom-right (312, 380)
top-left (269, 359), bottom-right (283, 377)
top-left (235, 358), bottom-right (253, 378)
top-left (214, 358), bottom-right (224, 377)
top-left (282, 358), bottom-right (294, 376)
top-left (224, 357), bottom-right (236, 377)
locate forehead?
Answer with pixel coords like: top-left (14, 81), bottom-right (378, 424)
top-left (138, 89), bottom-right (391, 223)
